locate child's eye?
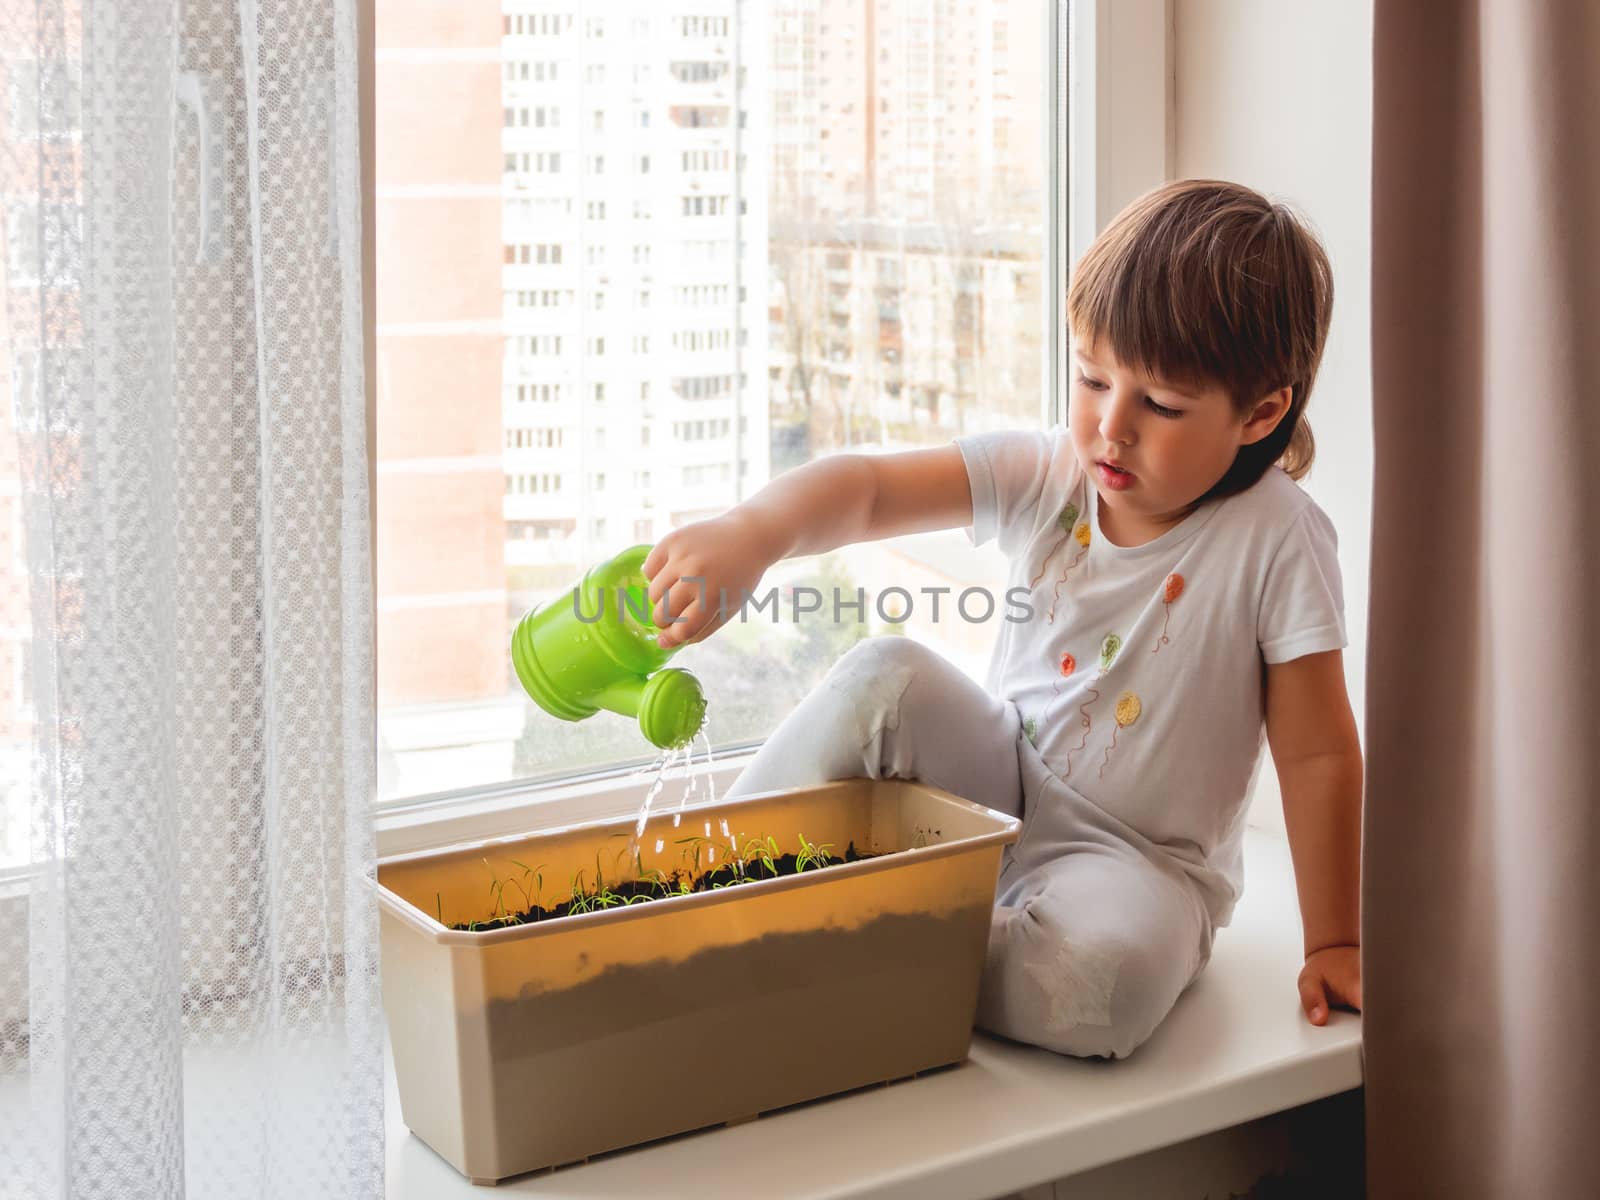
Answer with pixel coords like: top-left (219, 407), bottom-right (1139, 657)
top-left (1076, 372), bottom-right (1105, 391)
top-left (1145, 397), bottom-right (1183, 419)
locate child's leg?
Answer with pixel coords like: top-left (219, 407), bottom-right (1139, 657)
top-left (722, 637), bottom-right (1025, 819)
top-left (975, 847), bottom-right (1211, 1059)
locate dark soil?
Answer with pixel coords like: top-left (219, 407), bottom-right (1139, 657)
top-left (446, 842), bottom-right (877, 932)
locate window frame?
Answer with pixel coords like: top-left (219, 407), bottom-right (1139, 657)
top-left (369, 0), bottom-right (1175, 856)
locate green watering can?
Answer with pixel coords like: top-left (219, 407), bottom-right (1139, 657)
top-left (510, 544), bottom-right (708, 750)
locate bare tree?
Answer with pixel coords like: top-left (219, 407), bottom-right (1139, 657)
top-left (769, 168), bottom-right (841, 461)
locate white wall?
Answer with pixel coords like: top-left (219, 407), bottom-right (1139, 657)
top-left (1170, 0), bottom-right (1375, 832)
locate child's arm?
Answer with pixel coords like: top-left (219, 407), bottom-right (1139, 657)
top-left (1264, 648), bottom-right (1364, 1025)
top-left (644, 446), bottom-right (973, 649)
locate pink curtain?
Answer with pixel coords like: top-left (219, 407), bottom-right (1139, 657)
top-left (1365, 1), bottom-right (1600, 1195)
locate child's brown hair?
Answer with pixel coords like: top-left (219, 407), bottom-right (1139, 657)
top-left (1066, 179), bottom-right (1334, 498)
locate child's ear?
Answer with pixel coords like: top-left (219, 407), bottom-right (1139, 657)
top-left (1239, 386), bottom-right (1294, 446)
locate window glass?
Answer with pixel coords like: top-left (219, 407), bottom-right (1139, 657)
top-left (375, 1), bottom-right (1046, 802)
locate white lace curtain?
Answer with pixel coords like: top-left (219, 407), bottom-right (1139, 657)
top-left (0, 0), bottom-right (382, 1196)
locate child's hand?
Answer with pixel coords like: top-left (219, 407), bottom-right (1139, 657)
top-left (643, 514), bottom-right (774, 650)
top-left (1297, 944), bottom-right (1362, 1025)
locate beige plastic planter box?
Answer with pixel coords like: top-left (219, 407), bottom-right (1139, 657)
top-left (376, 777), bottom-right (1021, 1185)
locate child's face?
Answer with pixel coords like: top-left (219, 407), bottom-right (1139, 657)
top-left (1068, 339), bottom-right (1289, 541)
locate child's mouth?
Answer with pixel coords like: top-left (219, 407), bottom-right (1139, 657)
top-left (1096, 460), bottom-right (1136, 490)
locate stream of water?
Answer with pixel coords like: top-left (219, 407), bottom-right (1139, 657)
top-left (626, 725), bottom-right (724, 877)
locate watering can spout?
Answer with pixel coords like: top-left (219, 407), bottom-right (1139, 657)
top-left (510, 545), bottom-right (708, 750)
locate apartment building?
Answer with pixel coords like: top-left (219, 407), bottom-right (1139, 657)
top-left (767, 0), bottom-right (1045, 457)
top-left (499, 0), bottom-right (772, 574)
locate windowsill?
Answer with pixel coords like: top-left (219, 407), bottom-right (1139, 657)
top-left (383, 825), bottom-right (1363, 1199)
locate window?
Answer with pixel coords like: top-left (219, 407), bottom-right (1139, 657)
top-left (680, 195), bottom-right (729, 217)
top-left (670, 60), bottom-right (729, 84)
top-left (503, 150), bottom-right (563, 175)
top-left (514, 334), bottom-right (563, 357)
top-left (374, 0), bottom-right (1051, 807)
top-left (669, 105), bottom-right (728, 129)
top-left (675, 16), bottom-right (730, 38)
top-left (503, 242), bottom-right (564, 266)
top-left (504, 13), bottom-right (572, 36)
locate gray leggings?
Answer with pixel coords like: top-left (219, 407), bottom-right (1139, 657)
top-left (723, 636), bottom-right (1214, 1059)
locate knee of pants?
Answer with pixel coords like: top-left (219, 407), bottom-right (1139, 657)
top-left (822, 636), bottom-right (942, 735)
top-left (989, 900), bottom-right (1185, 1060)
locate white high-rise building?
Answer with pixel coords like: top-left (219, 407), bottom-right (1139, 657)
top-left (499, 2), bottom-right (771, 571)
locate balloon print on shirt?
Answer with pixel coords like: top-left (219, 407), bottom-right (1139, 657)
top-left (1048, 520), bottom-right (1093, 623)
top-left (1099, 691), bottom-right (1143, 779)
top-left (1038, 650), bottom-right (1078, 743)
top-left (1064, 632), bottom-right (1121, 778)
top-left (1027, 499), bottom-right (1080, 594)
top-left (1151, 572), bottom-right (1185, 655)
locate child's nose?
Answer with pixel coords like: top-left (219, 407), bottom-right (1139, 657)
top-left (1099, 393), bottom-right (1139, 445)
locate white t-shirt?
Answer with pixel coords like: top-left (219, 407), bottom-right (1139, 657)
top-left (955, 425), bottom-right (1347, 911)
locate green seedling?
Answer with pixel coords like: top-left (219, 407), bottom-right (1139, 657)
top-left (635, 867), bottom-right (671, 896)
top-left (484, 862), bottom-right (512, 926)
top-left (482, 858), bottom-right (526, 928)
top-left (605, 833), bottom-right (636, 882)
top-left (508, 859), bottom-right (547, 920)
top-left (795, 834), bottom-right (835, 873)
top-left (567, 870), bottom-right (591, 916)
top-left (675, 834), bottom-right (708, 877)
top-left (741, 833), bottom-right (781, 877)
